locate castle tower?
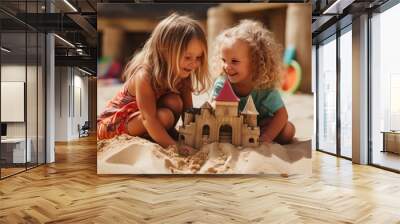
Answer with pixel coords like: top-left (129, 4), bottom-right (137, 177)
top-left (200, 101), bottom-right (212, 111)
top-left (183, 109), bottom-right (194, 125)
top-left (241, 95), bottom-right (259, 127)
top-left (214, 79), bottom-right (240, 116)
top-left (200, 101), bottom-right (213, 115)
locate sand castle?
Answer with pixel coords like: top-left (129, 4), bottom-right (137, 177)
top-left (98, 81), bottom-right (313, 174)
top-left (178, 79), bottom-right (260, 149)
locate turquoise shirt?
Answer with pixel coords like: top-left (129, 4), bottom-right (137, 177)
top-left (211, 76), bottom-right (284, 123)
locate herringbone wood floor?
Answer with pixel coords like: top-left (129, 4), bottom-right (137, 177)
top-left (1, 136), bottom-right (400, 223)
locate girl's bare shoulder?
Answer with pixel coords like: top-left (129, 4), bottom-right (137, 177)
top-left (126, 67), bottom-right (152, 96)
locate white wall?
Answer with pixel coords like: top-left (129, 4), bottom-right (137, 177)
top-left (55, 67), bottom-right (89, 141)
top-left (1, 65), bottom-right (35, 138)
top-left (71, 72), bottom-right (89, 138)
top-left (1, 65), bottom-right (26, 140)
top-left (55, 66), bottom-right (69, 141)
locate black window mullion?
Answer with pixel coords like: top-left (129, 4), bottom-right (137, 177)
top-left (44, 34), bottom-right (47, 164)
top-left (367, 11), bottom-right (373, 165)
top-left (44, 0), bottom-right (48, 165)
top-left (315, 44), bottom-right (319, 151)
top-left (336, 28), bottom-right (341, 157)
top-left (25, 0), bottom-right (28, 171)
top-left (36, 0), bottom-right (39, 167)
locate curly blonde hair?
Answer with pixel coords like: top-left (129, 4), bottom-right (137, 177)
top-left (211, 19), bottom-right (283, 90)
top-left (123, 13), bottom-right (210, 94)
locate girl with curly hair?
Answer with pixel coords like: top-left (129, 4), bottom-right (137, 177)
top-left (98, 13), bottom-right (210, 154)
top-left (210, 20), bottom-right (295, 144)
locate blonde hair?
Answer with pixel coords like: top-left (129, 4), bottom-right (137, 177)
top-left (123, 13), bottom-right (210, 94)
top-left (212, 20), bottom-right (283, 89)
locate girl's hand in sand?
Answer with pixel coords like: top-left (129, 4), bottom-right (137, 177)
top-left (177, 145), bottom-right (197, 157)
top-left (260, 136), bottom-right (273, 145)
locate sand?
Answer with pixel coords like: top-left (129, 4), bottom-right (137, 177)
top-left (97, 134), bottom-right (311, 175)
top-left (98, 82), bottom-right (313, 175)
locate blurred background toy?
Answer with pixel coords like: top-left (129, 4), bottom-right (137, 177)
top-left (281, 45), bottom-right (302, 94)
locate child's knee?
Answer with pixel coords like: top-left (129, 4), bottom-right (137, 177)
top-left (157, 108), bottom-right (175, 129)
top-left (158, 93), bottom-right (183, 115)
top-left (288, 122), bottom-right (296, 137)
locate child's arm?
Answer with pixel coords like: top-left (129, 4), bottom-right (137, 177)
top-left (135, 71), bottom-right (176, 148)
top-left (259, 107), bottom-right (288, 143)
top-left (181, 79), bottom-right (193, 112)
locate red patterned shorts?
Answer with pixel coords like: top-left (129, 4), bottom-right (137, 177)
top-left (97, 101), bottom-right (139, 140)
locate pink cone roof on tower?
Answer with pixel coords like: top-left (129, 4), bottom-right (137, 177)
top-left (215, 79), bottom-right (240, 102)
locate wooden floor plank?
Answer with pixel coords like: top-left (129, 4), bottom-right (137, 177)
top-left (0, 135), bottom-right (399, 223)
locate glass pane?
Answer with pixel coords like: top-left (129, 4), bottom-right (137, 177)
top-left (1, 31), bottom-right (27, 177)
top-left (371, 3), bottom-right (400, 171)
top-left (317, 36), bottom-right (337, 154)
top-left (0, 1), bottom-right (28, 32)
top-left (25, 0), bottom-right (40, 169)
top-left (312, 45), bottom-right (316, 151)
top-left (27, 0), bottom-right (39, 14)
top-left (38, 33), bottom-right (45, 165)
top-left (27, 31), bottom-right (38, 169)
top-left (339, 29), bottom-right (352, 158)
